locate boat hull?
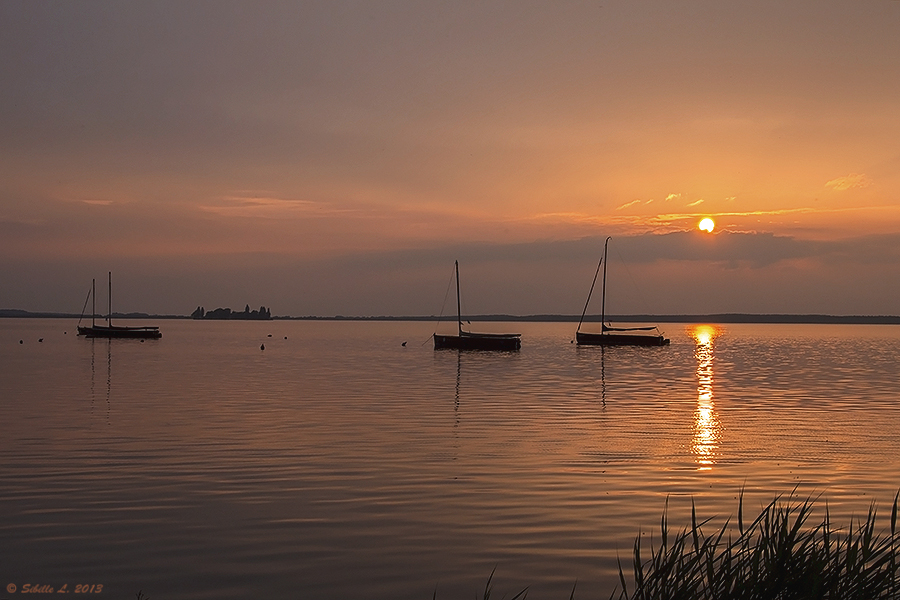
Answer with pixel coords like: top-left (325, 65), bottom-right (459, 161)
top-left (434, 332), bottom-right (521, 351)
top-left (77, 325), bottom-right (162, 339)
top-left (576, 331), bottom-right (669, 346)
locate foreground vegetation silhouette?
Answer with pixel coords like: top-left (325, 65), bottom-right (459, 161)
top-left (454, 491), bottom-right (900, 600)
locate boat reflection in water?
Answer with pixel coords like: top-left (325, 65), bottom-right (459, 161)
top-left (89, 337), bottom-right (112, 425)
top-left (691, 325), bottom-right (722, 469)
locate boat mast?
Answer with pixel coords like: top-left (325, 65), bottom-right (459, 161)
top-left (107, 271), bottom-right (112, 326)
top-left (577, 255), bottom-right (603, 334)
top-left (600, 236), bottom-right (610, 333)
top-left (455, 260), bottom-right (462, 336)
top-left (92, 278), bottom-right (96, 328)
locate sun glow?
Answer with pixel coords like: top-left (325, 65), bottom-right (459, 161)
top-left (698, 218), bottom-right (715, 233)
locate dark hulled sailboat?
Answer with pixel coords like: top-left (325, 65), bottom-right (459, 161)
top-left (575, 237), bottom-right (669, 347)
top-left (433, 261), bottom-right (521, 351)
top-left (77, 273), bottom-right (162, 339)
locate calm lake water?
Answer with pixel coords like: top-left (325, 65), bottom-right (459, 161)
top-left (2, 319), bottom-right (900, 599)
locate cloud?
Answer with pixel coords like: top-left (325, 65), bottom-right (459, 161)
top-left (198, 195), bottom-right (339, 219)
top-left (4, 229), bottom-right (900, 316)
top-left (666, 193), bottom-right (682, 201)
top-left (826, 174), bottom-right (872, 191)
top-left (330, 230), bottom-right (900, 273)
top-left (687, 199), bottom-right (705, 207)
top-left (648, 203), bottom-right (900, 226)
top-left (613, 198), bottom-right (663, 211)
top-left (616, 199), bottom-right (642, 210)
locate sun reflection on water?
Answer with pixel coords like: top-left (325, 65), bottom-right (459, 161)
top-left (692, 325), bottom-right (721, 469)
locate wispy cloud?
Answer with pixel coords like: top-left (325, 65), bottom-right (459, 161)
top-left (826, 173), bottom-right (872, 191)
top-left (649, 204), bottom-right (900, 226)
top-left (687, 199), bottom-right (705, 207)
top-left (527, 204), bottom-right (900, 237)
top-left (528, 211), bottom-right (602, 222)
top-left (200, 195), bottom-right (334, 218)
top-left (616, 199), bottom-right (642, 210)
top-left (666, 193), bottom-right (682, 202)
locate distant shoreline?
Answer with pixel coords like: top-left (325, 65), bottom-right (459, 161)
top-left (2, 309), bottom-right (899, 325)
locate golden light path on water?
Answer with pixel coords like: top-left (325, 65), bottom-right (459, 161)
top-left (692, 325), bottom-right (722, 469)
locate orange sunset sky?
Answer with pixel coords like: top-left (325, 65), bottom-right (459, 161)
top-left (2, 1), bottom-right (900, 316)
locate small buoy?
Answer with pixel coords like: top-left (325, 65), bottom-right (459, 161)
top-left (267, 334), bottom-right (272, 337)
top-left (401, 341), bottom-right (407, 346)
top-left (19, 340), bottom-right (24, 344)
top-left (284, 336), bottom-right (287, 340)
top-left (140, 339), bottom-right (145, 343)
top-left (260, 343), bottom-right (265, 350)
top-left (39, 338), bottom-right (43, 342)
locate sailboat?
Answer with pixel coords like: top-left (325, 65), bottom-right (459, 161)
top-left (433, 261), bottom-right (521, 351)
top-left (77, 272), bottom-right (162, 339)
top-left (575, 237), bottom-right (669, 346)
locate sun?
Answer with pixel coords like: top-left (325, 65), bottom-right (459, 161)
top-left (698, 218), bottom-right (715, 233)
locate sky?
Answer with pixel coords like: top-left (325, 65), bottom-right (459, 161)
top-left (2, 1), bottom-right (900, 317)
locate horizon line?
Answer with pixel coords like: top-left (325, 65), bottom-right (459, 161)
top-left (2, 309), bottom-right (899, 325)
